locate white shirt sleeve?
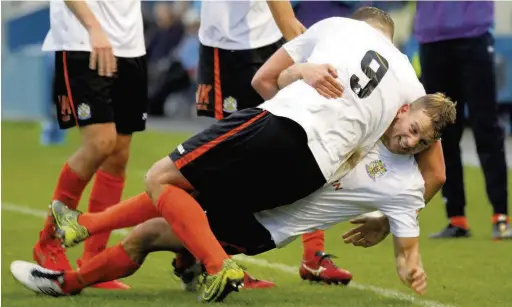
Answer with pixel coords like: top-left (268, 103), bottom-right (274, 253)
top-left (283, 17), bottom-right (342, 63)
top-left (379, 188), bottom-right (425, 238)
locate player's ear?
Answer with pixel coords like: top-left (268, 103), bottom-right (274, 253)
top-left (395, 104), bottom-right (410, 118)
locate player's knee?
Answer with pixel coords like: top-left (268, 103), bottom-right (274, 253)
top-left (144, 157), bottom-right (183, 198)
top-left (101, 135), bottom-right (132, 177)
top-left (82, 127), bottom-right (117, 160)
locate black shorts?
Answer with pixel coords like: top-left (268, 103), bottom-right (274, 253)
top-left (170, 108), bottom-right (326, 213)
top-left (53, 51), bottom-right (148, 134)
top-left (195, 39), bottom-right (285, 120)
top-left (207, 209), bottom-right (276, 256)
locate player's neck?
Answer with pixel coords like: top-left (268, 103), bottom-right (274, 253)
top-left (380, 129), bottom-right (393, 151)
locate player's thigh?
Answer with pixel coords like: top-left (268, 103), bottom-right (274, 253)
top-left (459, 33), bottom-right (499, 122)
top-left (122, 218), bottom-right (186, 258)
top-left (168, 107), bottom-right (269, 200)
top-left (419, 43), bottom-right (461, 98)
top-left (53, 51), bottom-right (116, 131)
top-left (111, 55), bottom-right (148, 135)
top-left (170, 108), bottom-right (326, 212)
top-left (145, 156), bottom-right (194, 192)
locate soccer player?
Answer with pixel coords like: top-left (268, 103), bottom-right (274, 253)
top-left (11, 137), bottom-right (440, 298)
top-left (49, 8), bottom-right (454, 303)
top-left (33, 0), bottom-right (147, 290)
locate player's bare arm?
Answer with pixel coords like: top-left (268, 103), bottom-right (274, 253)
top-left (278, 63), bottom-right (343, 99)
top-left (64, 0), bottom-right (116, 77)
top-left (252, 48), bottom-right (295, 99)
top-left (266, 1), bottom-right (306, 41)
top-left (252, 48), bottom-right (343, 100)
top-left (393, 236), bottom-right (426, 295)
top-left (415, 140), bottom-right (446, 203)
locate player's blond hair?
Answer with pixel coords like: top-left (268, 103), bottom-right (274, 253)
top-left (411, 93), bottom-right (457, 140)
top-left (351, 7), bottom-right (395, 40)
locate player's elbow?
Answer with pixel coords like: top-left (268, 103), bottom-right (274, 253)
top-left (251, 73), bottom-right (264, 93)
top-left (251, 72), bottom-right (277, 100)
top-left (430, 168), bottom-right (446, 189)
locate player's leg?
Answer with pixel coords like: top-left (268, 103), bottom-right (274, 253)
top-left (300, 230), bottom-right (353, 285)
top-left (418, 43), bottom-right (469, 238)
top-left (144, 156), bottom-right (244, 302)
top-left (34, 51), bottom-right (118, 271)
top-left (460, 33), bottom-right (511, 240)
top-left (78, 55), bottom-right (149, 289)
top-left (11, 218), bottom-right (185, 297)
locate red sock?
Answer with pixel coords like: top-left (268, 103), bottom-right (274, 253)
top-left (79, 192), bottom-right (159, 236)
top-left (450, 216), bottom-right (469, 230)
top-left (492, 214), bottom-right (510, 224)
top-left (62, 244), bottom-right (139, 293)
top-left (41, 163), bottom-right (89, 243)
top-left (156, 185), bottom-right (228, 274)
top-left (82, 170), bottom-right (125, 261)
top-left (302, 230), bottom-right (325, 260)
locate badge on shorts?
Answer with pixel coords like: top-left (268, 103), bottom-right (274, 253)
top-left (366, 159), bottom-right (387, 180)
top-left (77, 103), bottom-right (91, 120)
top-left (223, 96), bottom-right (237, 113)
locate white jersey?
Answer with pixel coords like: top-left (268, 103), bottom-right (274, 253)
top-left (199, 1), bottom-right (283, 50)
top-left (258, 17), bottom-right (426, 182)
top-left (42, 0), bottom-right (145, 58)
top-left (254, 141), bottom-right (425, 247)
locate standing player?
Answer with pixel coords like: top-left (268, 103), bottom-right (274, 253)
top-left (48, 9), bottom-right (455, 303)
top-left (196, 0), bottom-right (350, 285)
top-left (414, 1), bottom-right (512, 239)
top-left (11, 137), bottom-right (437, 298)
top-left (33, 0), bottom-right (147, 290)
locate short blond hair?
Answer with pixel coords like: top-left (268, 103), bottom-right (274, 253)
top-left (351, 7), bottom-right (395, 40)
top-left (411, 93), bottom-right (457, 140)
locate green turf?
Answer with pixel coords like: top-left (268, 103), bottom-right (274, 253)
top-left (2, 121), bottom-right (512, 307)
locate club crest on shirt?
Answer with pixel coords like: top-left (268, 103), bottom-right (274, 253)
top-left (366, 159), bottom-right (387, 180)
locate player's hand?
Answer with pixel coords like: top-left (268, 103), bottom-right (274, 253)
top-left (88, 26), bottom-right (116, 77)
top-left (300, 63), bottom-right (344, 99)
top-left (342, 212), bottom-right (390, 248)
top-left (405, 267), bottom-right (427, 295)
top-left (281, 18), bottom-right (306, 41)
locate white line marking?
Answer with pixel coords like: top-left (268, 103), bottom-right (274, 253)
top-left (2, 203), bottom-right (458, 307)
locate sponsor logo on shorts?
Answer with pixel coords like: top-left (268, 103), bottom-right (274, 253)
top-left (77, 103), bottom-right (91, 120)
top-left (223, 96), bottom-right (237, 113)
top-left (196, 84), bottom-right (212, 111)
top-left (177, 144), bottom-right (185, 155)
top-left (365, 159), bottom-right (387, 180)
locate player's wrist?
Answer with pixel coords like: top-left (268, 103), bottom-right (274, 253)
top-left (85, 21), bottom-right (102, 33)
